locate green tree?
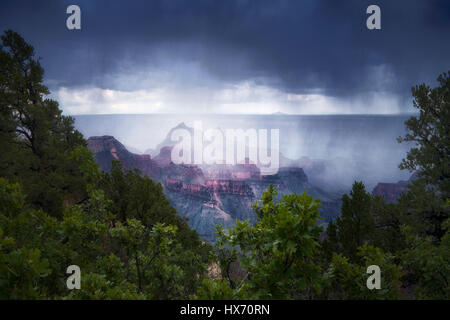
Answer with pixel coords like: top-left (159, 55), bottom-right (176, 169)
top-left (0, 167), bottom-right (211, 299)
top-left (212, 185), bottom-right (324, 299)
top-left (370, 196), bottom-right (405, 254)
top-left (401, 218), bottom-right (450, 299)
top-left (396, 72), bottom-right (450, 243)
top-left (195, 278), bottom-right (244, 300)
top-left (0, 179), bottom-right (52, 299)
top-left (397, 179), bottom-right (448, 240)
top-left (321, 220), bottom-right (339, 263)
top-left (100, 161), bottom-right (212, 296)
top-left (0, 30), bottom-right (86, 216)
top-left (398, 71), bottom-right (450, 199)
top-left (324, 244), bottom-right (403, 300)
top-left (0, 30), bottom-right (212, 300)
top-left (110, 220), bottom-right (184, 298)
top-left (335, 181), bottom-right (375, 261)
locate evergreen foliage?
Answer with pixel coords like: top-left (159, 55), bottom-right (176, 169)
top-left (0, 31), bottom-right (448, 300)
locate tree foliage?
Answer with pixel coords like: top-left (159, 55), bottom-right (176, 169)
top-left (0, 30), bottom-right (211, 300)
top-left (398, 71), bottom-right (450, 199)
top-left (208, 186), bottom-right (324, 299)
top-left (0, 30), bottom-right (86, 216)
top-left (335, 182), bottom-right (374, 262)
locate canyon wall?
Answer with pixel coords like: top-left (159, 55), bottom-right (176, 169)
top-left (87, 135), bottom-right (342, 241)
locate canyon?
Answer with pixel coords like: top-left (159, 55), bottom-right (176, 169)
top-left (86, 120), bottom-right (414, 242)
top-left (87, 133), bottom-right (342, 242)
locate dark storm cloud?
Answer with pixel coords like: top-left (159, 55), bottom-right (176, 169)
top-left (0, 0), bottom-right (449, 102)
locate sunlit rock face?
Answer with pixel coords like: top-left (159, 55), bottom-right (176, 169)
top-left (87, 136), bottom-right (161, 179)
top-left (87, 135), bottom-right (342, 242)
top-left (372, 173), bottom-right (417, 203)
top-left (372, 183), bottom-right (408, 203)
top-left (372, 181), bottom-right (409, 203)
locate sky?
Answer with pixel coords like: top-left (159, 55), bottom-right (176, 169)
top-left (0, 0), bottom-right (449, 115)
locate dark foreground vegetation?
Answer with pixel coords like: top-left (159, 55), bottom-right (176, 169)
top-left (0, 31), bottom-right (448, 299)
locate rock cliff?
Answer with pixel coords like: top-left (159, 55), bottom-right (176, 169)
top-left (87, 135), bottom-right (341, 241)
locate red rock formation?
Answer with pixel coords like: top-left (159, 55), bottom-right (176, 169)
top-left (165, 178), bottom-right (254, 199)
top-left (372, 182), bottom-right (408, 203)
top-left (165, 178), bottom-right (211, 200)
top-left (87, 136), bottom-right (161, 180)
top-left (153, 146), bottom-right (173, 167)
top-left (165, 178), bottom-right (183, 189)
top-left (162, 163), bottom-right (206, 185)
top-left (205, 180), bottom-right (254, 196)
top-left (202, 158), bottom-right (262, 181)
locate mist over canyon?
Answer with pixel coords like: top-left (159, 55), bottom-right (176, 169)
top-left (75, 114), bottom-right (414, 190)
top-left (77, 114), bottom-right (415, 241)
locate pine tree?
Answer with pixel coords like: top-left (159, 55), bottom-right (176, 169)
top-left (0, 30), bottom-right (86, 216)
top-left (398, 71), bottom-right (450, 199)
top-left (336, 181), bottom-right (374, 261)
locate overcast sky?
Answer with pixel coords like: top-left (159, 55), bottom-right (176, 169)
top-left (1, 0), bottom-right (449, 114)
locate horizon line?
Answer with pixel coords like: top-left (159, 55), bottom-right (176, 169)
top-left (70, 112), bottom-right (419, 117)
